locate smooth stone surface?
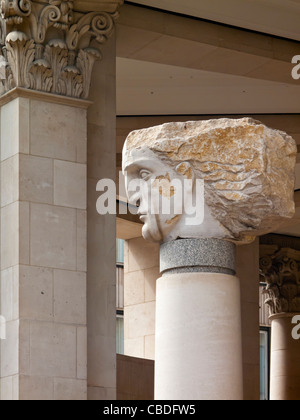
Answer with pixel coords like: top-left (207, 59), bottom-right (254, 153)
top-left (270, 314), bottom-right (300, 400)
top-left (155, 272), bottom-right (243, 400)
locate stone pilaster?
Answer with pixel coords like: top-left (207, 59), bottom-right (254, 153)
top-left (0, 0), bottom-right (123, 400)
top-left (260, 246), bottom-right (300, 316)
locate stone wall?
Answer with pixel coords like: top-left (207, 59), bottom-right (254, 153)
top-left (124, 238), bottom-right (159, 360)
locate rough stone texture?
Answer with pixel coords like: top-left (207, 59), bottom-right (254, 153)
top-left (160, 238), bottom-right (236, 275)
top-left (124, 118), bottom-right (296, 243)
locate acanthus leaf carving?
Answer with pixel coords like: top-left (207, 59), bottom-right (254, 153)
top-left (60, 65), bottom-right (83, 97)
top-left (76, 47), bottom-right (101, 99)
top-left (44, 39), bottom-right (68, 94)
top-left (0, 0), bottom-right (122, 99)
top-left (260, 246), bottom-right (300, 316)
top-left (6, 30), bottom-right (35, 88)
top-left (29, 58), bottom-right (53, 91)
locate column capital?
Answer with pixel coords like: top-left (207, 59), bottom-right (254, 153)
top-left (0, 0), bottom-right (123, 99)
top-left (260, 245), bottom-right (300, 316)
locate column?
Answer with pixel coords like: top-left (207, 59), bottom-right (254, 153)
top-left (261, 247), bottom-right (300, 400)
top-left (86, 33), bottom-right (119, 400)
top-left (122, 118), bottom-right (296, 400)
top-left (0, 0), bottom-right (122, 400)
top-left (156, 238), bottom-right (243, 400)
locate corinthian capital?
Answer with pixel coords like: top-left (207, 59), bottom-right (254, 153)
top-left (260, 246), bottom-right (300, 316)
top-left (0, 0), bottom-right (123, 98)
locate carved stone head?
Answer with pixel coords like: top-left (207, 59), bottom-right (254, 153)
top-left (123, 118), bottom-right (296, 244)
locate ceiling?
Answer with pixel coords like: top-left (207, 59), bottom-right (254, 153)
top-left (116, 3), bottom-right (300, 116)
top-left (116, 2), bottom-right (300, 238)
top-left (128, 0), bottom-right (300, 41)
top-left (117, 58), bottom-right (300, 115)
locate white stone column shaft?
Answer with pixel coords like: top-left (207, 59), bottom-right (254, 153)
top-left (155, 238), bottom-right (243, 400)
top-left (270, 314), bottom-right (300, 400)
top-left (155, 272), bottom-right (243, 400)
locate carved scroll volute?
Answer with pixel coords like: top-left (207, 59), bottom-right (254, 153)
top-left (29, 3), bottom-right (62, 44)
top-left (0, 0), bottom-right (32, 23)
top-left (0, 0), bottom-right (122, 99)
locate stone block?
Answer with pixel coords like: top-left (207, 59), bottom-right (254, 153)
top-left (53, 270), bottom-right (86, 325)
top-left (29, 322), bottom-right (77, 378)
top-left (1, 202), bottom-right (19, 269)
top-left (54, 160), bottom-right (86, 210)
top-left (19, 265), bottom-right (53, 321)
top-left (30, 203), bottom-right (77, 270)
top-left (124, 270), bottom-right (144, 306)
top-left (19, 155), bottom-right (53, 205)
top-left (127, 237), bottom-right (159, 271)
top-left (1, 154), bottom-right (19, 207)
top-left (54, 378), bottom-right (87, 400)
top-left (1, 266), bottom-right (19, 322)
top-left (30, 100), bottom-right (86, 162)
top-left (124, 337), bottom-right (144, 359)
top-left (19, 375), bottom-right (54, 400)
top-left (126, 302), bottom-right (156, 340)
top-left (1, 99), bottom-right (19, 161)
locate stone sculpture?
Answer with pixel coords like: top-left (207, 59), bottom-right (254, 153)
top-left (123, 118), bottom-right (296, 244)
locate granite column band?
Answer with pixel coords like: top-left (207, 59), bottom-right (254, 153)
top-left (160, 238), bottom-right (236, 276)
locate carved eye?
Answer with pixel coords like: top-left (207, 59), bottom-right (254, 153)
top-left (139, 169), bottom-right (151, 180)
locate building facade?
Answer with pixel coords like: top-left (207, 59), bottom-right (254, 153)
top-left (0, 0), bottom-right (300, 400)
